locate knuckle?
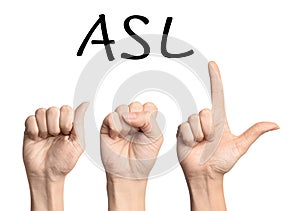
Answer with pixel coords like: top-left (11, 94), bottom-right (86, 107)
top-left (35, 108), bottom-right (46, 116)
top-left (115, 104), bottom-right (129, 113)
top-left (47, 106), bottom-right (59, 115)
top-left (199, 108), bottom-right (211, 120)
top-left (130, 101), bottom-right (142, 106)
top-left (105, 112), bottom-right (118, 127)
top-left (143, 102), bottom-right (157, 111)
top-left (188, 114), bottom-right (199, 122)
top-left (180, 122), bottom-right (189, 133)
top-left (60, 105), bottom-right (72, 113)
top-left (199, 108), bottom-right (211, 116)
top-left (129, 101), bottom-right (143, 111)
top-left (25, 115), bottom-right (36, 125)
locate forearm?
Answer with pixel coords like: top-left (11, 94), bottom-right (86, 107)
top-left (28, 177), bottom-right (65, 211)
top-left (186, 175), bottom-right (226, 211)
top-left (106, 174), bottom-right (147, 211)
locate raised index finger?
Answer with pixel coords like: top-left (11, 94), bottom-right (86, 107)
top-left (209, 61), bottom-right (225, 119)
top-left (199, 61), bottom-right (226, 164)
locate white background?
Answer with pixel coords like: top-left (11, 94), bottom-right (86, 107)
top-left (0, 0), bottom-right (299, 210)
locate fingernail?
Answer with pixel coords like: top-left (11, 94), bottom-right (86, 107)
top-left (122, 112), bottom-right (136, 120)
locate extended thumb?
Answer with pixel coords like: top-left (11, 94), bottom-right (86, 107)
top-left (239, 121), bottom-right (279, 152)
top-left (71, 102), bottom-right (89, 147)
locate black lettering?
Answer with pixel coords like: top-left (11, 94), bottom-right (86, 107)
top-left (161, 17), bottom-right (194, 58)
top-left (121, 15), bottom-right (150, 60)
top-left (77, 14), bottom-right (115, 61)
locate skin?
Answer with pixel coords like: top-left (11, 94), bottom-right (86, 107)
top-left (22, 62), bottom-right (277, 211)
top-left (23, 103), bottom-right (88, 211)
top-left (177, 61), bottom-right (279, 211)
top-left (100, 102), bottom-right (163, 211)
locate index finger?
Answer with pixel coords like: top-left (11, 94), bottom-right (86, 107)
top-left (209, 61), bottom-right (226, 136)
top-left (209, 61), bottom-right (225, 116)
top-left (199, 61), bottom-right (226, 164)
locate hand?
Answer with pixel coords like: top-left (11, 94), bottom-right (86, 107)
top-left (100, 102), bottom-right (163, 211)
top-left (100, 102), bottom-right (163, 180)
top-left (23, 102), bottom-right (88, 211)
top-left (177, 61), bottom-right (279, 211)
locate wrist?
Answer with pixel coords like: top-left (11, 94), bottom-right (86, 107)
top-left (106, 173), bottom-right (147, 211)
top-left (186, 174), bottom-right (226, 211)
top-left (28, 177), bottom-right (65, 211)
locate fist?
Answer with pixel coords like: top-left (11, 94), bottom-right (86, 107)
top-left (100, 102), bottom-right (163, 179)
top-left (23, 103), bottom-right (88, 181)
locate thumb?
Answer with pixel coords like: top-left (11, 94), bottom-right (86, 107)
top-left (71, 102), bottom-right (89, 148)
top-left (122, 111), bottom-right (162, 141)
top-left (237, 122), bottom-right (279, 154)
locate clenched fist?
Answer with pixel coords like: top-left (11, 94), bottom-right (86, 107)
top-left (23, 102), bottom-right (88, 211)
top-left (100, 102), bottom-right (163, 180)
top-left (23, 103), bottom-right (88, 182)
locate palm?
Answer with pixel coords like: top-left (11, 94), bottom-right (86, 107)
top-left (23, 135), bottom-right (82, 179)
top-left (179, 125), bottom-right (243, 178)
